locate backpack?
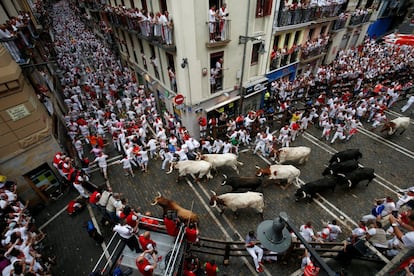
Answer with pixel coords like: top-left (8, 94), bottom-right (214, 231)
top-left (87, 220), bottom-right (96, 234)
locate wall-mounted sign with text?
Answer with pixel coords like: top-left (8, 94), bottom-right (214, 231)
top-left (6, 104), bottom-right (30, 121)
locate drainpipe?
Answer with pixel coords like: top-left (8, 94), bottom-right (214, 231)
top-left (237, 0), bottom-right (251, 115)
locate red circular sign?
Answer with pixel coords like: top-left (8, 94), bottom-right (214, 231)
top-left (174, 94), bottom-right (184, 105)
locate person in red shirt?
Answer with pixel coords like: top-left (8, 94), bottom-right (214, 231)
top-left (185, 222), bottom-right (199, 244)
top-left (140, 211), bottom-right (159, 230)
top-left (198, 117), bottom-right (207, 137)
top-left (136, 254), bottom-right (157, 276)
top-left (139, 231), bottom-right (160, 263)
top-left (89, 191), bottom-right (101, 206)
top-left (164, 214), bottom-right (180, 236)
top-left (204, 260), bottom-right (219, 276)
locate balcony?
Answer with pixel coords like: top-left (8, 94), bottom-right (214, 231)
top-left (276, 3), bottom-right (344, 28)
top-left (0, 37), bottom-right (30, 64)
top-left (349, 11), bottom-right (372, 26)
top-left (104, 9), bottom-right (175, 51)
top-left (205, 20), bottom-right (231, 48)
top-left (269, 46), bottom-right (300, 71)
top-left (300, 44), bottom-right (328, 62)
top-left (332, 17), bottom-right (347, 31)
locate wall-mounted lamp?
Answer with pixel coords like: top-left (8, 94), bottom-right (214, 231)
top-left (202, 67), bottom-right (208, 76)
top-left (258, 42), bottom-right (266, 54)
top-left (181, 58), bottom-right (188, 68)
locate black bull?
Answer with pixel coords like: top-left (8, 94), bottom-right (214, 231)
top-left (329, 149), bottom-right (363, 164)
top-left (221, 174), bottom-right (263, 192)
top-left (295, 176), bottom-right (337, 202)
top-left (337, 167), bottom-right (375, 188)
top-left (322, 160), bottom-right (359, 176)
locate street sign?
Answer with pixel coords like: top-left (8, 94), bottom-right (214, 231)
top-left (174, 94), bottom-right (184, 105)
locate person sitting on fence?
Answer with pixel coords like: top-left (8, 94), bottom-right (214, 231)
top-left (245, 230), bottom-right (264, 273)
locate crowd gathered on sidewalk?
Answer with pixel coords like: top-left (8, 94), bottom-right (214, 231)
top-left (38, 0), bottom-right (414, 274)
top-left (0, 176), bottom-right (55, 275)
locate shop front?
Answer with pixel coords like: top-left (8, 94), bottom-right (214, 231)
top-left (241, 78), bottom-right (269, 114)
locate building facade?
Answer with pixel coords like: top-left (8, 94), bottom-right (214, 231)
top-left (0, 0), bottom-right (69, 206)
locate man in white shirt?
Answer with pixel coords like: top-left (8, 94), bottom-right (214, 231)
top-left (113, 220), bottom-right (141, 253)
top-left (93, 152), bottom-right (109, 180)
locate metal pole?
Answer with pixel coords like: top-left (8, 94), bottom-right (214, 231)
top-left (237, 0), bottom-right (251, 115)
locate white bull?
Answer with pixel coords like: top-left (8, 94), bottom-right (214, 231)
top-left (197, 153), bottom-right (243, 174)
top-left (168, 160), bottom-right (213, 182)
top-left (275, 146), bottom-right (311, 165)
top-left (255, 164), bottom-right (300, 187)
top-left (209, 190), bottom-right (264, 219)
top-left (381, 116), bottom-right (410, 135)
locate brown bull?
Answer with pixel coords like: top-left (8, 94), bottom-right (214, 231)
top-left (151, 192), bottom-right (199, 223)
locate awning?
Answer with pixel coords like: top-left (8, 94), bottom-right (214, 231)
top-left (205, 96), bottom-right (241, 113)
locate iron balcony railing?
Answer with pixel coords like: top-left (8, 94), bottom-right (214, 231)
top-left (349, 12), bottom-right (372, 26)
top-left (206, 19), bottom-right (231, 44)
top-left (301, 44), bottom-right (329, 60)
top-left (332, 18), bottom-right (347, 31)
top-left (104, 11), bottom-right (175, 46)
top-left (276, 4), bottom-right (343, 27)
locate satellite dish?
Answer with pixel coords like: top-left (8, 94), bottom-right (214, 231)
top-left (256, 214), bottom-right (291, 253)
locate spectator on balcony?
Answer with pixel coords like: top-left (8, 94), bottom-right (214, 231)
top-left (0, 24), bottom-right (13, 39)
top-left (159, 11), bottom-right (172, 45)
top-left (210, 67), bottom-right (218, 93)
top-left (167, 67), bottom-right (177, 92)
top-left (208, 5), bottom-right (218, 42)
top-left (153, 12), bottom-right (162, 40)
top-left (218, 3), bottom-right (229, 41)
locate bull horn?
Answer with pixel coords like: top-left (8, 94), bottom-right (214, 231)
top-left (222, 174), bottom-right (227, 179)
top-left (210, 190), bottom-right (216, 196)
top-left (255, 165), bottom-right (260, 169)
top-left (302, 191), bottom-right (306, 199)
top-left (150, 201), bottom-right (157, 206)
top-left (211, 201), bottom-right (217, 208)
top-left (157, 192), bottom-right (161, 198)
top-left (257, 172), bottom-right (262, 177)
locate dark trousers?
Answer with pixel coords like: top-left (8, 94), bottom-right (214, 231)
top-left (123, 235), bottom-right (141, 253)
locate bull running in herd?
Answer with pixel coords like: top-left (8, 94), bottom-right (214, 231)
top-left (380, 116), bottom-right (410, 136)
top-left (209, 190), bottom-right (264, 219)
top-left (167, 160), bottom-right (213, 183)
top-left (295, 149), bottom-right (376, 202)
top-left (270, 146), bottom-right (311, 165)
top-left (196, 153), bottom-right (244, 174)
top-left (151, 192), bottom-right (199, 223)
top-left (221, 174), bottom-right (263, 192)
top-left (255, 164), bottom-right (300, 187)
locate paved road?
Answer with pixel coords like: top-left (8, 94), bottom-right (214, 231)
top-left (33, 99), bottom-right (414, 275)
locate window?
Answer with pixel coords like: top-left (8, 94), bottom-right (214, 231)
top-left (165, 52), bottom-right (175, 70)
top-left (251, 43), bottom-right (261, 65)
top-left (273, 35), bottom-right (280, 49)
top-left (308, 28), bottom-right (314, 40)
top-left (209, 0), bottom-right (225, 8)
top-left (320, 26), bottom-right (327, 36)
top-left (166, 53), bottom-right (176, 92)
top-left (293, 31), bottom-right (300, 45)
top-left (141, 0), bottom-right (148, 11)
top-left (284, 33), bottom-right (291, 48)
top-left (210, 51), bottom-right (224, 93)
top-left (256, 0), bottom-right (273, 17)
top-left (159, 0), bottom-right (167, 12)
